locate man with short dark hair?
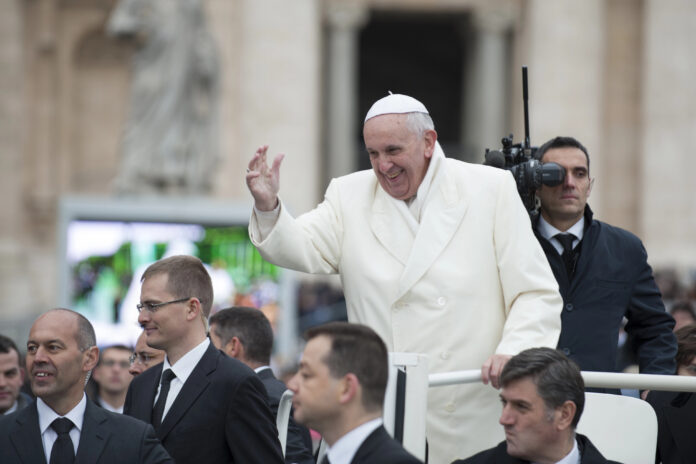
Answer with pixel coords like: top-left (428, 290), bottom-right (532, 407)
top-left (209, 306), bottom-right (314, 464)
top-left (129, 330), bottom-right (165, 377)
top-left (91, 345), bottom-right (133, 413)
top-left (124, 255), bottom-right (284, 463)
top-left (534, 136), bottom-right (676, 383)
top-left (454, 347), bottom-right (619, 463)
top-left (0, 334), bottom-right (32, 415)
top-left (288, 322), bottom-right (422, 464)
top-left (0, 308), bottom-right (172, 463)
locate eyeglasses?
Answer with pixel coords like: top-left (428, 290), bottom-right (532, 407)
top-left (129, 352), bottom-right (159, 366)
top-left (100, 359), bottom-right (131, 369)
top-left (136, 297), bottom-right (190, 313)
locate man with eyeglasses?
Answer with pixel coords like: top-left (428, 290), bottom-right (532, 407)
top-left (129, 330), bottom-right (166, 377)
top-left (91, 345), bottom-right (133, 413)
top-left (124, 255), bottom-right (284, 464)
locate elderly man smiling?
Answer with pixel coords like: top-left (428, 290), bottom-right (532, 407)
top-left (245, 93), bottom-right (562, 463)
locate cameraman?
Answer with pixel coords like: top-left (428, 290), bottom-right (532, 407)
top-left (533, 136), bottom-right (677, 390)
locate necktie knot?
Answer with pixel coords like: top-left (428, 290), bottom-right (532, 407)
top-left (161, 368), bottom-right (176, 385)
top-left (554, 233), bottom-right (576, 253)
top-left (51, 418), bottom-right (74, 435)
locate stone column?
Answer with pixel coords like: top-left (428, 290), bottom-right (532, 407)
top-left (641, 0), bottom-right (696, 268)
top-left (461, 4), bottom-right (515, 162)
top-left (325, 1), bottom-right (368, 179)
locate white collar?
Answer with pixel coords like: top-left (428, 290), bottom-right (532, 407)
top-left (532, 436), bottom-right (580, 464)
top-left (538, 215), bottom-right (585, 255)
top-left (162, 338), bottom-right (210, 385)
top-left (3, 400), bottom-right (18, 415)
top-left (326, 418), bottom-right (383, 464)
top-left (37, 393), bottom-right (87, 435)
top-left (408, 141), bottom-right (445, 222)
top-left (254, 365), bottom-right (271, 374)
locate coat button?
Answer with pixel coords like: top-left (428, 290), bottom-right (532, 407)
top-left (440, 351), bottom-right (450, 360)
top-left (437, 297), bottom-right (447, 306)
top-left (445, 402), bottom-right (456, 413)
top-left (561, 347), bottom-right (571, 356)
top-left (565, 303), bottom-right (574, 312)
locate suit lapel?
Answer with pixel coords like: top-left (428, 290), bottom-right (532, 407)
top-left (370, 186), bottom-right (413, 266)
top-left (156, 343), bottom-right (216, 440)
top-left (76, 399), bottom-right (110, 463)
top-left (9, 403), bottom-right (46, 464)
top-left (396, 166), bottom-right (468, 300)
top-left (350, 426), bottom-right (386, 463)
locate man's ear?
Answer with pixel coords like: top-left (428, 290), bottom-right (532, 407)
top-left (423, 129), bottom-right (437, 159)
top-left (338, 373), bottom-right (360, 405)
top-left (83, 346), bottom-right (99, 373)
top-left (556, 400), bottom-right (577, 431)
top-left (225, 336), bottom-right (244, 360)
top-left (186, 297), bottom-right (202, 322)
top-left (587, 177), bottom-right (595, 197)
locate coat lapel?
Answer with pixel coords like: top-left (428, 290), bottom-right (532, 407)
top-left (370, 186), bottom-right (413, 266)
top-left (396, 166), bottom-right (468, 300)
top-left (156, 343), bottom-right (216, 441)
top-left (75, 400), bottom-right (110, 463)
top-left (9, 403), bottom-right (46, 464)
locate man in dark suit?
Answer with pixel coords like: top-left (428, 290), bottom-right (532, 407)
top-left (124, 255), bottom-right (284, 463)
top-left (209, 306), bottom-right (314, 464)
top-left (647, 324), bottom-right (696, 463)
top-left (288, 322), bottom-right (421, 464)
top-left (453, 348), bottom-right (619, 464)
top-left (0, 334), bottom-right (32, 416)
top-left (533, 136), bottom-right (676, 385)
top-left (0, 308), bottom-right (171, 464)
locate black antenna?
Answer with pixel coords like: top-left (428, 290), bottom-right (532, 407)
top-left (522, 66), bottom-right (530, 149)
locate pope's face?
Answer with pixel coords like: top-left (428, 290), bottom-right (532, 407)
top-left (363, 114), bottom-right (436, 201)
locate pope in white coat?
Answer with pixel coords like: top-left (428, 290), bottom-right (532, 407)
top-left (245, 94), bottom-right (562, 463)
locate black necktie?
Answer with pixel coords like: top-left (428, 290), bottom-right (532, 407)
top-left (555, 233), bottom-right (577, 278)
top-left (50, 417), bottom-right (75, 464)
top-left (152, 369), bottom-right (176, 428)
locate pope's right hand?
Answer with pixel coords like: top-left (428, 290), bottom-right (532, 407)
top-left (246, 145), bottom-right (284, 211)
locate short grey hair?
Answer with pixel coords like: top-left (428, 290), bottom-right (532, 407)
top-left (403, 112), bottom-right (435, 137)
top-left (500, 347), bottom-right (585, 428)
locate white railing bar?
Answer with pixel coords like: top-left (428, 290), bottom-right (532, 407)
top-left (428, 369), bottom-right (696, 392)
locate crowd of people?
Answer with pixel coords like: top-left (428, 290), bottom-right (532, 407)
top-left (0, 93), bottom-right (694, 463)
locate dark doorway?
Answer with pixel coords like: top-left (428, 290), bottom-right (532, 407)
top-left (357, 11), bottom-right (469, 170)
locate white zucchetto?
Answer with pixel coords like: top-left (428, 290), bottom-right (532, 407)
top-left (364, 93), bottom-right (429, 123)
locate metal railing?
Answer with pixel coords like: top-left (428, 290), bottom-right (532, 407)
top-left (429, 369), bottom-right (696, 391)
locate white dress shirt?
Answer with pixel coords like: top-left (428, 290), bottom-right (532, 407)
top-left (537, 215), bottom-right (585, 256)
top-left (3, 399), bottom-right (18, 415)
top-left (325, 418), bottom-right (382, 464)
top-left (37, 394), bottom-right (86, 462)
top-left (155, 337), bottom-right (210, 421)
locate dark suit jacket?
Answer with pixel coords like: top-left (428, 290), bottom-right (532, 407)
top-left (124, 343), bottom-right (284, 463)
top-left (351, 425), bottom-right (422, 464)
top-left (452, 433), bottom-right (621, 464)
top-left (534, 206), bottom-right (676, 377)
top-left (257, 368), bottom-right (314, 464)
top-left (647, 390), bottom-right (696, 464)
top-left (0, 398), bottom-right (172, 463)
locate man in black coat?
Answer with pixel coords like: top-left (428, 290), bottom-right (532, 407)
top-left (453, 348), bottom-right (620, 464)
top-left (533, 136), bottom-right (676, 382)
top-left (124, 255), bottom-right (284, 463)
top-left (288, 322), bottom-right (422, 464)
top-left (0, 308), bottom-right (172, 464)
top-left (209, 306), bottom-right (314, 464)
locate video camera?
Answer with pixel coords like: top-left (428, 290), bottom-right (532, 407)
top-left (483, 67), bottom-right (565, 214)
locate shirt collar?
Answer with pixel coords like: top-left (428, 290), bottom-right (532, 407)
top-left (37, 393), bottom-right (87, 435)
top-left (254, 365), bottom-right (271, 374)
top-left (326, 418), bottom-right (383, 464)
top-left (537, 215), bottom-right (585, 243)
top-left (3, 399), bottom-right (18, 415)
top-left (535, 436), bottom-right (580, 464)
top-left (162, 338), bottom-right (210, 385)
